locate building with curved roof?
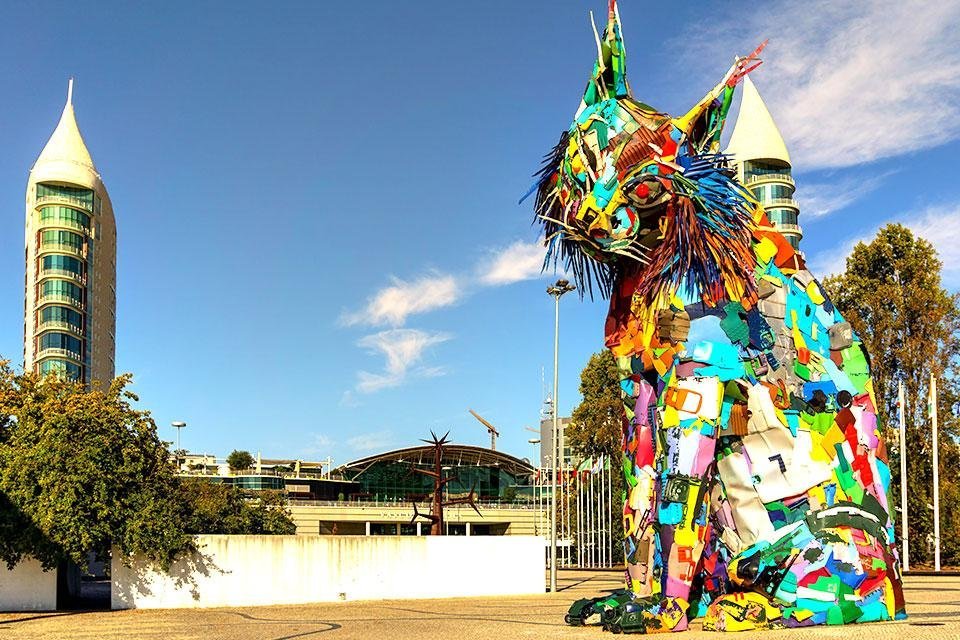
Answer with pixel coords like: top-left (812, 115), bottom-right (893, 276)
top-left (339, 443), bottom-right (535, 503)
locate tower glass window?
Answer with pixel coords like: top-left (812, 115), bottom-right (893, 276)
top-left (39, 332), bottom-right (82, 357)
top-left (41, 279), bottom-right (83, 304)
top-left (40, 306), bottom-right (84, 331)
top-left (36, 183), bottom-right (96, 212)
top-left (39, 359), bottom-right (82, 380)
top-left (39, 205), bottom-right (91, 230)
top-left (767, 209), bottom-right (799, 227)
top-left (41, 254), bottom-right (85, 277)
top-left (41, 229), bottom-right (85, 251)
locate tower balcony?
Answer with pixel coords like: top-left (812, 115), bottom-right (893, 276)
top-left (36, 293), bottom-right (84, 311)
top-left (744, 173), bottom-right (795, 188)
top-left (37, 242), bottom-right (85, 259)
top-left (35, 347), bottom-right (83, 364)
top-left (35, 194), bottom-right (93, 214)
top-left (36, 218), bottom-right (89, 234)
top-left (38, 268), bottom-right (86, 285)
top-left (776, 223), bottom-right (803, 235)
top-left (36, 320), bottom-right (84, 337)
top-left (766, 197), bottom-right (800, 210)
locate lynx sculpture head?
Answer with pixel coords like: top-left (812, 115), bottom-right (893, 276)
top-left (531, 1), bottom-right (765, 306)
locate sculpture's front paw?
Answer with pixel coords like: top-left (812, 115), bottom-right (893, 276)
top-left (703, 592), bottom-right (784, 632)
top-left (605, 597), bottom-right (689, 634)
top-left (565, 590), bottom-right (634, 626)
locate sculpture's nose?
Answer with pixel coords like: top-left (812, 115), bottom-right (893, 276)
top-left (585, 214), bottom-right (610, 241)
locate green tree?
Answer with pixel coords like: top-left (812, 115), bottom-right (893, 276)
top-left (226, 450), bottom-right (255, 472)
top-left (823, 223), bottom-right (960, 565)
top-left (179, 479), bottom-right (296, 535)
top-left (567, 349), bottom-right (625, 564)
top-left (0, 365), bottom-right (192, 570)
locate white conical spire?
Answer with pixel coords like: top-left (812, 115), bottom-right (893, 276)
top-left (725, 75), bottom-right (790, 165)
top-left (33, 78), bottom-right (96, 172)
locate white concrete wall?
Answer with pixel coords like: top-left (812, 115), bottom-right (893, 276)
top-left (0, 558), bottom-right (57, 611)
top-left (112, 535), bottom-right (544, 609)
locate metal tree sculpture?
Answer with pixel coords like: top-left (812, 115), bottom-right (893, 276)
top-left (408, 431), bottom-right (481, 535)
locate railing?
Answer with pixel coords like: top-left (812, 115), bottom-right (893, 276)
top-left (35, 195), bottom-right (93, 213)
top-left (744, 173), bottom-right (794, 187)
top-left (36, 293), bottom-right (84, 309)
top-left (37, 242), bottom-right (85, 258)
top-left (38, 268), bottom-right (86, 285)
top-left (36, 320), bottom-right (84, 336)
top-left (287, 499), bottom-right (541, 510)
top-left (35, 347), bottom-right (83, 362)
top-left (775, 223), bottom-right (802, 234)
top-left (36, 218), bottom-right (89, 233)
top-left (766, 197), bottom-right (800, 209)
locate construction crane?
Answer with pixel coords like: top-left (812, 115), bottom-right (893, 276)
top-left (468, 409), bottom-right (500, 451)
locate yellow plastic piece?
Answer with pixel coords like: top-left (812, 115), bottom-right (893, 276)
top-left (806, 281), bottom-right (825, 304)
top-left (755, 237), bottom-right (778, 264)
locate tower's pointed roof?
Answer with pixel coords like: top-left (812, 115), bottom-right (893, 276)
top-left (725, 75), bottom-right (790, 165)
top-left (33, 79), bottom-right (97, 173)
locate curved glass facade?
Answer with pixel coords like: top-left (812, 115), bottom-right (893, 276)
top-left (36, 183), bottom-right (98, 213)
top-left (41, 229), bottom-right (85, 252)
top-left (341, 447), bottom-right (535, 503)
top-left (767, 209), bottom-right (799, 227)
top-left (41, 254), bottom-right (85, 276)
top-left (39, 331), bottom-right (82, 357)
top-left (41, 279), bottom-right (83, 304)
top-left (40, 305), bottom-right (84, 331)
top-left (40, 205), bottom-right (91, 230)
top-left (39, 359), bottom-right (82, 379)
top-left (750, 183), bottom-right (795, 201)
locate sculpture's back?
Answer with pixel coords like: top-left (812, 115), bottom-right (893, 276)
top-left (529, 1), bottom-right (906, 632)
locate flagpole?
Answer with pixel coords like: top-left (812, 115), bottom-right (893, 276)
top-left (898, 380), bottom-right (909, 571)
top-left (931, 372), bottom-right (940, 572)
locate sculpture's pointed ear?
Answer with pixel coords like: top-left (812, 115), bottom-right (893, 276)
top-left (579, 1), bottom-right (629, 111)
top-left (673, 40), bottom-right (767, 154)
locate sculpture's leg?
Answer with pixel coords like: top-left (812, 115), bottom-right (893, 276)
top-left (611, 376), bottom-right (721, 634)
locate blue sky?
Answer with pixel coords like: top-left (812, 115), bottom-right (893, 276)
top-left (1, 1), bottom-right (958, 467)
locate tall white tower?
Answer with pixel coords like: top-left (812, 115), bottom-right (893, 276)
top-left (726, 76), bottom-right (802, 251)
top-left (24, 80), bottom-right (116, 387)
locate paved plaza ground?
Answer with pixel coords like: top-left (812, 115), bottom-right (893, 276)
top-left (1, 571), bottom-right (957, 639)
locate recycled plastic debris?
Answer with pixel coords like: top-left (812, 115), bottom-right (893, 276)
top-left (525, 0), bottom-right (906, 633)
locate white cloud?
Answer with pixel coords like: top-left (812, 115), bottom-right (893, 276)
top-left (903, 205), bottom-right (960, 288)
top-left (342, 273), bottom-right (461, 327)
top-left (806, 202), bottom-right (960, 286)
top-left (347, 430), bottom-right (393, 452)
top-left (691, 0), bottom-right (960, 170)
top-left (302, 433), bottom-right (335, 456)
top-left (355, 329), bottom-right (451, 393)
top-left (478, 240), bottom-right (548, 286)
top-left (796, 171), bottom-right (892, 219)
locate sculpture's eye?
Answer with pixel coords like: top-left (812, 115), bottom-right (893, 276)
top-left (626, 177), bottom-right (663, 208)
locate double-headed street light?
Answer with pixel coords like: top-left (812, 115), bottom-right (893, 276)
top-left (547, 278), bottom-right (575, 593)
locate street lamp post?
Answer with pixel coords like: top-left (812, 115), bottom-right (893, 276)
top-left (547, 278), bottom-right (575, 593)
top-left (171, 421), bottom-right (186, 468)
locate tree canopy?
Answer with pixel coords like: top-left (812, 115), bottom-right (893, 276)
top-left (0, 364), bottom-right (296, 571)
top-left (0, 366), bottom-right (191, 570)
top-left (226, 449), bottom-right (255, 472)
top-left (567, 349), bottom-right (625, 563)
top-left (823, 223), bottom-right (960, 565)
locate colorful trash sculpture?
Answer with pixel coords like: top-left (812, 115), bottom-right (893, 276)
top-left (528, 1), bottom-right (906, 632)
